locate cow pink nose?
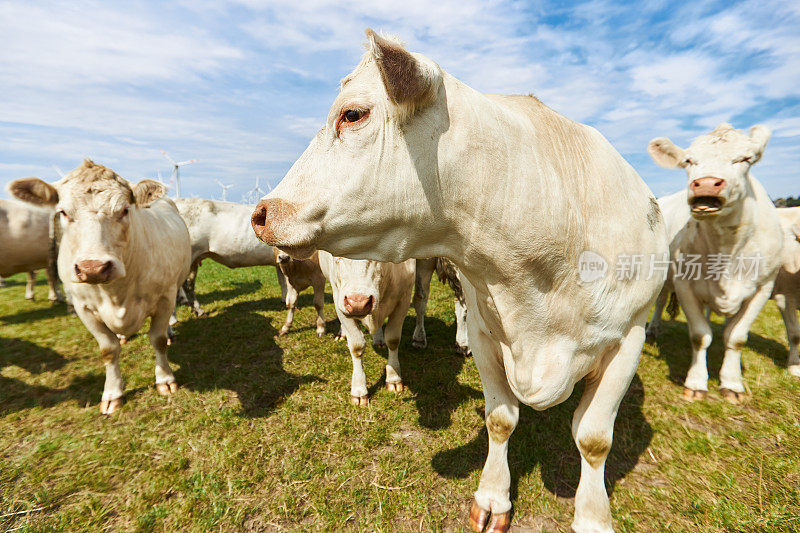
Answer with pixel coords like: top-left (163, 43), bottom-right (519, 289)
top-left (74, 260), bottom-right (114, 284)
top-left (343, 294), bottom-right (374, 316)
top-left (251, 198), bottom-right (297, 244)
top-left (690, 176), bottom-right (726, 197)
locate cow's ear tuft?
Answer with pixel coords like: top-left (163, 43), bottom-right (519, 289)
top-left (748, 125), bottom-right (771, 164)
top-left (365, 28), bottom-right (441, 118)
top-left (132, 179), bottom-right (166, 207)
top-left (647, 137), bottom-right (687, 169)
top-left (8, 178), bottom-right (59, 206)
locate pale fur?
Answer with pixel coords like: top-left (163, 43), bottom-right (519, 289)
top-left (648, 125), bottom-right (784, 397)
top-left (318, 251), bottom-right (415, 401)
top-left (273, 249), bottom-right (326, 337)
top-left (255, 30), bottom-right (668, 531)
top-left (174, 198), bottom-right (286, 316)
top-left (0, 198), bottom-right (62, 301)
top-left (9, 161), bottom-right (191, 413)
top-left (772, 207), bottom-right (800, 377)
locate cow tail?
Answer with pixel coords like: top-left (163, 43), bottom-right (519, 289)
top-left (435, 258), bottom-right (465, 304)
top-left (48, 211), bottom-right (61, 284)
top-left (667, 291), bottom-right (680, 320)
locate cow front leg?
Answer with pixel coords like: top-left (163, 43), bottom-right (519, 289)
top-left (74, 306), bottom-right (124, 414)
top-left (469, 330), bottom-right (518, 533)
top-left (340, 311), bottom-right (368, 406)
top-left (571, 318), bottom-right (644, 533)
top-left (719, 282), bottom-right (773, 403)
top-left (412, 258), bottom-right (435, 349)
top-left (674, 282), bottom-right (712, 400)
top-left (383, 305), bottom-right (407, 392)
top-left (279, 284), bottom-right (299, 336)
top-left (25, 270), bottom-right (36, 301)
top-left (775, 294), bottom-right (800, 377)
top-left (150, 297), bottom-right (179, 396)
top-left (312, 277), bottom-right (326, 337)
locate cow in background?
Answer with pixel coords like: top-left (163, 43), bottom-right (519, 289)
top-left (9, 160), bottom-right (191, 415)
top-left (411, 258), bottom-right (470, 354)
top-left (175, 198), bottom-right (286, 316)
top-left (773, 207), bottom-right (800, 376)
top-left (273, 248), bottom-right (326, 337)
top-left (648, 124), bottom-right (783, 404)
top-left (0, 198), bottom-right (63, 302)
top-left (319, 252), bottom-right (415, 406)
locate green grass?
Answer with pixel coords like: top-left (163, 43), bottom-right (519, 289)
top-left (1, 263), bottom-right (800, 532)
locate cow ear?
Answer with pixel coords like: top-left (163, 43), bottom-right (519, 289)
top-left (647, 137), bottom-right (687, 169)
top-left (748, 125), bottom-right (771, 164)
top-left (365, 28), bottom-right (441, 117)
top-left (8, 177), bottom-right (59, 206)
top-left (132, 179), bottom-right (166, 207)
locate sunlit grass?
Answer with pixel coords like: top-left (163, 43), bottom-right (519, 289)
top-left (1, 264), bottom-right (799, 531)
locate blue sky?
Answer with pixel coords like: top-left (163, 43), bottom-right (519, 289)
top-left (1, 0), bottom-right (798, 202)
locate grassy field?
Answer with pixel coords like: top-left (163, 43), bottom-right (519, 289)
top-left (2, 263), bottom-right (800, 532)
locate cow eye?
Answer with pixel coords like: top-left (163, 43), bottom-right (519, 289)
top-left (682, 158), bottom-right (694, 166)
top-left (733, 156), bottom-right (752, 164)
top-left (120, 207), bottom-right (130, 218)
top-left (336, 107), bottom-right (369, 133)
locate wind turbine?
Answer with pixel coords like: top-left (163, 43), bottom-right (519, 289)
top-left (215, 180), bottom-right (234, 201)
top-left (161, 150), bottom-right (197, 198)
top-left (243, 177), bottom-right (267, 204)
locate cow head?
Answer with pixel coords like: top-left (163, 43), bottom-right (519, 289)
top-left (648, 123), bottom-right (771, 219)
top-left (327, 256), bottom-right (382, 318)
top-left (8, 160), bottom-right (165, 284)
top-left (251, 29), bottom-right (446, 262)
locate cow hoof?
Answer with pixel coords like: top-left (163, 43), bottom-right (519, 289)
top-left (335, 335), bottom-right (346, 342)
top-left (100, 398), bottom-right (123, 415)
top-left (350, 395), bottom-right (369, 407)
top-left (682, 387), bottom-right (706, 401)
top-left (411, 338), bottom-right (427, 349)
top-left (719, 388), bottom-right (744, 404)
top-left (194, 309), bottom-right (205, 317)
top-left (386, 381), bottom-right (404, 393)
top-left (156, 382), bottom-right (179, 396)
top-left (469, 500), bottom-right (510, 532)
top-left (788, 365), bottom-right (800, 378)
top-left (373, 340), bottom-right (386, 348)
top-left (316, 329), bottom-right (325, 338)
top-left (118, 335), bottom-right (128, 345)
top-left (278, 327), bottom-right (290, 337)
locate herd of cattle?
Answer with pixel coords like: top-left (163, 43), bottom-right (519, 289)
top-left (1, 30), bottom-right (799, 533)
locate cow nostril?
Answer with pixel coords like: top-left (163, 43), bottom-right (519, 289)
top-left (100, 261), bottom-right (113, 273)
top-left (715, 180), bottom-right (723, 187)
top-left (252, 206), bottom-right (267, 229)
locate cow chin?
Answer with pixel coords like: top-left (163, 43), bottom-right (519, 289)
top-left (274, 243), bottom-right (316, 260)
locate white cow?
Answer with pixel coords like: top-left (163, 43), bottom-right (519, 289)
top-left (251, 30), bottom-right (667, 532)
top-left (174, 198), bottom-right (286, 316)
top-left (648, 124), bottom-right (784, 404)
top-left (0, 198), bottom-right (62, 302)
top-left (645, 190), bottom-right (692, 338)
top-left (273, 248), bottom-right (326, 337)
top-left (773, 207), bottom-right (800, 376)
top-left (411, 257), bottom-right (470, 354)
top-left (9, 160), bottom-right (191, 415)
top-left (318, 251), bottom-right (415, 406)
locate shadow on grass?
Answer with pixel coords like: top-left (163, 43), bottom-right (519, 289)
top-left (431, 374), bottom-right (651, 502)
top-left (169, 299), bottom-right (322, 418)
top-left (0, 337), bottom-right (101, 416)
top-left (0, 303), bottom-right (69, 325)
top-left (652, 318), bottom-right (790, 385)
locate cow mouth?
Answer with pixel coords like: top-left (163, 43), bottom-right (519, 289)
top-left (690, 196), bottom-right (723, 214)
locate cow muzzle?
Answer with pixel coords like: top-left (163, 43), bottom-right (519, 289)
top-left (689, 176), bottom-right (727, 214)
top-left (74, 259), bottom-right (116, 284)
top-left (252, 198), bottom-right (298, 245)
top-left (342, 294), bottom-right (374, 317)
